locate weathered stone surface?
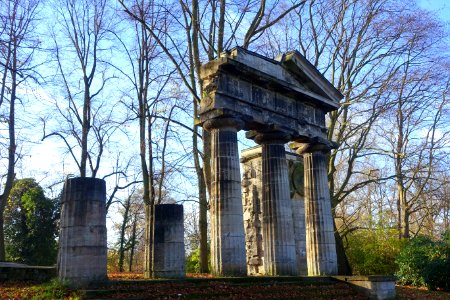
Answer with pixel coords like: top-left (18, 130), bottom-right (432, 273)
top-left (153, 204), bottom-right (185, 278)
top-left (260, 142), bottom-right (297, 275)
top-left (241, 147), bottom-right (308, 276)
top-left (200, 48), bottom-right (342, 278)
top-left (241, 147), bottom-right (265, 276)
top-left (301, 149), bottom-right (338, 275)
top-left (199, 47), bottom-right (341, 148)
top-left (287, 153), bottom-right (308, 275)
top-left (58, 177), bottom-right (107, 287)
top-left (207, 118), bottom-right (247, 276)
top-left (333, 276), bottom-right (397, 300)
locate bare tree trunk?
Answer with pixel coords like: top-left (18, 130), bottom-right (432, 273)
top-left (0, 217), bottom-right (5, 261)
top-left (0, 39), bottom-right (17, 261)
top-left (80, 86), bottom-right (91, 178)
top-left (128, 213), bottom-right (138, 272)
top-left (190, 0), bottom-right (210, 273)
top-left (198, 168), bottom-right (209, 273)
top-left (118, 196), bottom-right (131, 272)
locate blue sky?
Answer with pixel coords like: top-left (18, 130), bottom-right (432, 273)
top-left (419, 0), bottom-right (450, 21)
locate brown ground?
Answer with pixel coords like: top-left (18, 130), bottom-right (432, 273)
top-left (0, 273), bottom-right (449, 299)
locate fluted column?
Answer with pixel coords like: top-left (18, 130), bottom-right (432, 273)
top-left (204, 117), bottom-right (247, 276)
top-left (295, 143), bottom-right (337, 275)
top-left (254, 132), bottom-right (297, 276)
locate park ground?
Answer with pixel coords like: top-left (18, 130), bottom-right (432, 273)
top-left (0, 273), bottom-right (450, 299)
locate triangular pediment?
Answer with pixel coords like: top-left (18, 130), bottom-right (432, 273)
top-left (222, 47), bottom-right (342, 110)
top-left (277, 51), bottom-right (343, 104)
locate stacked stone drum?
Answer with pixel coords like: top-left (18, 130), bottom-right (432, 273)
top-left (58, 177), bottom-right (107, 287)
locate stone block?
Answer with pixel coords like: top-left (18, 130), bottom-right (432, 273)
top-left (58, 177), bottom-right (107, 287)
top-left (333, 276), bottom-right (397, 300)
top-left (153, 204), bottom-right (185, 278)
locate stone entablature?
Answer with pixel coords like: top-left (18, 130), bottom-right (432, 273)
top-left (199, 47), bottom-right (340, 147)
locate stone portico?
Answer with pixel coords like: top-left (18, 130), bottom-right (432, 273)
top-left (198, 47), bottom-right (342, 276)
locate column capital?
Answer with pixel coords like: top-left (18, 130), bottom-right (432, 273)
top-left (290, 141), bottom-right (334, 155)
top-left (248, 130), bottom-right (291, 145)
top-left (203, 117), bottom-right (244, 131)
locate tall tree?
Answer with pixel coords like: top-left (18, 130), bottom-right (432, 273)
top-left (114, 0), bottom-right (187, 277)
top-left (0, 0), bottom-right (40, 261)
top-left (116, 188), bottom-right (144, 272)
top-left (384, 67), bottom-right (449, 238)
top-left (119, 0), bottom-right (306, 274)
top-left (43, 0), bottom-right (116, 178)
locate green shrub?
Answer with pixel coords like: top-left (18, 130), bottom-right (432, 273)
top-left (4, 178), bottom-right (59, 265)
top-left (396, 232), bottom-right (450, 291)
top-left (346, 229), bottom-right (405, 275)
top-left (186, 247), bottom-right (210, 273)
top-left (395, 236), bottom-right (433, 286)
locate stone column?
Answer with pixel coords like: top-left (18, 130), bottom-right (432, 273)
top-left (295, 143), bottom-right (338, 275)
top-left (58, 177), bottom-right (107, 287)
top-left (153, 204), bottom-right (185, 278)
top-left (204, 117), bottom-right (247, 276)
top-left (287, 154), bottom-right (308, 275)
top-left (254, 132), bottom-right (297, 276)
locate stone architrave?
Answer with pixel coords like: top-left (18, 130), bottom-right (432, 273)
top-left (204, 117), bottom-right (247, 276)
top-left (294, 142), bottom-right (338, 275)
top-left (153, 204), bottom-right (185, 278)
top-left (58, 177), bottom-right (107, 287)
top-left (241, 146), bottom-right (307, 276)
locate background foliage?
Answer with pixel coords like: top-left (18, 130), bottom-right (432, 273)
top-left (4, 178), bottom-right (58, 265)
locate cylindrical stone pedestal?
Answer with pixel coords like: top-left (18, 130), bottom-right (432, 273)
top-left (206, 118), bottom-right (247, 276)
top-left (260, 141), bottom-right (297, 275)
top-left (153, 204), bottom-right (185, 278)
top-left (303, 150), bottom-right (338, 275)
top-left (58, 177), bottom-right (107, 287)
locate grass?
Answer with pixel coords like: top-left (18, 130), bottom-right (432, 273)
top-left (0, 279), bottom-right (81, 300)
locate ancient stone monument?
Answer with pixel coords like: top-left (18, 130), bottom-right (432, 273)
top-left (199, 47), bottom-right (342, 276)
top-left (241, 146), bottom-right (307, 275)
top-left (58, 177), bottom-right (107, 286)
top-left (153, 204), bottom-right (185, 278)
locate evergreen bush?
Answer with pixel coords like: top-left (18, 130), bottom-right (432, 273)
top-left (396, 232), bottom-right (450, 291)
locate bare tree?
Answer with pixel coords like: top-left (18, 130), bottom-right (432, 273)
top-left (382, 67), bottom-right (450, 238)
top-left (0, 0), bottom-right (40, 261)
top-left (119, 0), bottom-right (306, 274)
top-left (116, 187), bottom-right (144, 272)
top-left (42, 0), bottom-right (117, 178)
top-left (113, 0), bottom-right (191, 277)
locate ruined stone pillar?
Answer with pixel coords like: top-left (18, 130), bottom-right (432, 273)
top-left (204, 117), bottom-right (247, 276)
top-left (58, 177), bottom-right (107, 287)
top-left (254, 132), bottom-right (297, 276)
top-left (153, 204), bottom-right (185, 278)
top-left (241, 147), bottom-right (265, 275)
top-left (295, 143), bottom-right (338, 275)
